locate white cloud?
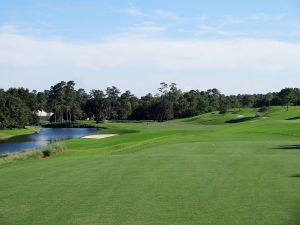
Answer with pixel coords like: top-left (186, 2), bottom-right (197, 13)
top-left (1, 26), bottom-right (300, 94)
top-left (180, 25), bottom-right (248, 37)
top-left (0, 25), bottom-right (16, 33)
top-left (126, 22), bottom-right (166, 35)
top-left (222, 15), bottom-right (243, 25)
top-left (118, 5), bottom-right (185, 23)
top-left (248, 12), bottom-right (287, 22)
top-left (107, 22), bottom-right (167, 39)
top-left (121, 6), bottom-right (145, 17)
top-left (178, 12), bottom-right (295, 39)
top-left (1, 26), bottom-right (300, 72)
top-left (152, 10), bottom-right (185, 23)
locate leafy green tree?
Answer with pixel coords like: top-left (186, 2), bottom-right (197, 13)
top-left (76, 88), bottom-right (88, 119)
top-left (293, 88), bottom-right (300, 106)
top-left (228, 95), bottom-right (240, 112)
top-left (106, 86), bottom-right (120, 120)
top-left (242, 95), bottom-right (255, 108)
top-left (158, 82), bottom-right (169, 95)
top-left (64, 81), bottom-right (82, 122)
top-left (207, 88), bottom-right (221, 111)
top-left (3, 80), bottom-right (300, 127)
top-left (265, 92), bottom-right (273, 107)
top-left (86, 90), bottom-right (107, 123)
top-left (279, 88), bottom-right (296, 111)
top-left (37, 91), bottom-right (48, 111)
top-left (219, 95), bottom-right (230, 114)
top-left (47, 81), bottom-right (66, 122)
top-left (0, 93), bottom-right (31, 128)
top-left (118, 91), bottom-right (134, 119)
top-left (155, 96), bottom-right (174, 122)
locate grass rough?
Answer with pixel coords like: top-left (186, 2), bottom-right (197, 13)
top-left (0, 142), bottom-right (66, 164)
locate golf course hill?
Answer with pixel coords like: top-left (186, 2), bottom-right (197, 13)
top-left (0, 106), bottom-right (300, 225)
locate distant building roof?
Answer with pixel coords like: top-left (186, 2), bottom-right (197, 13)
top-left (36, 110), bottom-right (53, 117)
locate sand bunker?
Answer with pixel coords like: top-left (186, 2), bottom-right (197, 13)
top-left (82, 134), bottom-right (118, 139)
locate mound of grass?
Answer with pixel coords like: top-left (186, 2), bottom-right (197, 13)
top-left (179, 108), bottom-right (260, 125)
top-left (225, 116), bottom-right (255, 123)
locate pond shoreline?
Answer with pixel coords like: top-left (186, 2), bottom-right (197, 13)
top-left (0, 127), bottom-right (97, 154)
top-left (42, 122), bottom-right (99, 128)
top-left (0, 142), bottom-right (66, 164)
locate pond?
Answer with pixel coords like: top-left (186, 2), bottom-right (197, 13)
top-left (0, 128), bottom-right (97, 154)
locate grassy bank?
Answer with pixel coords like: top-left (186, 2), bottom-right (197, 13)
top-left (0, 107), bottom-right (300, 225)
top-left (0, 126), bottom-right (39, 140)
top-left (0, 142), bottom-right (66, 164)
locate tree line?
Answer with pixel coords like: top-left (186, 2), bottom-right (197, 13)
top-left (0, 81), bottom-right (299, 128)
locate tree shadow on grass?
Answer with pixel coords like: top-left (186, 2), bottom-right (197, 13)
top-left (290, 174), bottom-right (300, 178)
top-left (286, 116), bottom-right (300, 120)
top-left (274, 145), bottom-right (300, 150)
top-left (225, 117), bottom-right (254, 123)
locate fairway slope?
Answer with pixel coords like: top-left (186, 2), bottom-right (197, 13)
top-left (1, 107), bottom-right (300, 225)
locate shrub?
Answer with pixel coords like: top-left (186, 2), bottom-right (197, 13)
top-left (219, 108), bottom-right (228, 114)
top-left (41, 143), bottom-right (65, 158)
top-left (42, 148), bottom-right (52, 157)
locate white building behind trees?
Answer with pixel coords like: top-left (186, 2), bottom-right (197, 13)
top-left (36, 110), bottom-right (53, 120)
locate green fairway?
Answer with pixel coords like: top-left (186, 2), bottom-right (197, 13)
top-left (0, 127), bottom-right (39, 140)
top-left (1, 107), bottom-right (300, 225)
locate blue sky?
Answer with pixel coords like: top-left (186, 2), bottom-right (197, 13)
top-left (1, 0), bottom-right (300, 95)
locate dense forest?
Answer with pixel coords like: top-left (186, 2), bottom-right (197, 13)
top-left (0, 80), bottom-right (299, 128)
